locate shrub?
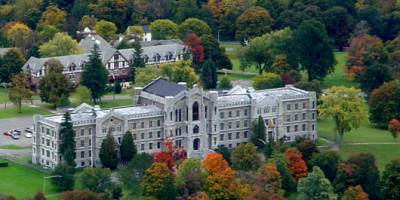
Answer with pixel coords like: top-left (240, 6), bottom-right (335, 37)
top-left (252, 72), bottom-right (283, 90)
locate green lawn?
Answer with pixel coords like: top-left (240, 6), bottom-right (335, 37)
top-left (0, 88), bottom-right (9, 103)
top-left (0, 158), bottom-right (57, 199)
top-left (0, 106), bottom-right (52, 119)
top-left (0, 145), bottom-right (30, 150)
top-left (97, 99), bottom-right (133, 108)
top-left (322, 52), bottom-right (357, 88)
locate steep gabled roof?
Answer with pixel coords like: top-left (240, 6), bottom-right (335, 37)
top-left (142, 77), bottom-right (187, 97)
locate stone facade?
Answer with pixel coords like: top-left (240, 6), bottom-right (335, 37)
top-left (32, 78), bottom-right (317, 168)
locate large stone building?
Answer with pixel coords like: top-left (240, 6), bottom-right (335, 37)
top-left (32, 78), bottom-right (317, 168)
top-left (23, 28), bottom-right (186, 86)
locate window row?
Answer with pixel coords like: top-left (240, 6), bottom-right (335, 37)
top-left (220, 109), bottom-right (248, 119)
top-left (285, 112), bottom-right (316, 122)
top-left (220, 120), bottom-right (249, 130)
top-left (219, 131), bottom-right (249, 141)
top-left (286, 124), bottom-right (315, 133)
top-left (130, 120), bottom-right (162, 129)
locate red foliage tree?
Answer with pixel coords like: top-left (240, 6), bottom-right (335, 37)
top-left (346, 34), bottom-right (383, 77)
top-left (388, 118), bottom-right (400, 139)
top-left (284, 148), bottom-right (307, 181)
top-left (152, 139), bottom-right (187, 172)
top-left (184, 33), bottom-right (204, 66)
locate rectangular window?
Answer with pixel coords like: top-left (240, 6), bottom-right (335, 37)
top-left (220, 112), bottom-right (224, 119)
top-left (228, 133), bottom-right (232, 140)
top-left (303, 102), bottom-right (307, 109)
top-left (312, 113), bottom-right (315, 119)
top-left (303, 113), bottom-right (306, 120)
top-left (228, 144), bottom-right (232, 148)
top-left (141, 122), bottom-right (145, 128)
top-left (220, 134), bottom-right (224, 141)
top-left (236, 110), bottom-right (240, 117)
top-left (312, 101), bottom-right (315, 109)
top-left (141, 133), bottom-right (144, 139)
top-left (81, 140), bottom-right (84, 147)
top-left (81, 151), bottom-right (84, 158)
top-left (149, 143), bottom-right (153, 150)
top-left (157, 142), bottom-right (161, 149)
top-left (294, 125), bottom-right (298, 132)
top-left (133, 134), bottom-right (137, 140)
top-left (205, 106), bottom-right (208, 118)
top-left (80, 129), bottom-right (84, 136)
top-left (157, 120), bottom-right (161, 126)
top-left (89, 150), bottom-right (91, 157)
top-left (118, 137), bottom-right (121, 144)
top-left (149, 121), bottom-right (153, 127)
top-left (244, 109), bottom-right (248, 116)
top-left (149, 132), bottom-right (153, 138)
top-left (88, 128), bottom-right (92, 135)
top-left (102, 128), bottom-right (106, 133)
top-left (302, 124), bottom-right (306, 131)
top-left (286, 115), bottom-right (290, 122)
top-left (141, 144), bottom-right (144, 150)
top-left (220, 123), bottom-right (224, 130)
top-left (157, 131), bottom-right (161, 138)
top-left (132, 123), bottom-right (137, 129)
top-left (295, 103), bottom-right (298, 110)
top-left (312, 124), bottom-right (315, 130)
top-left (236, 121), bottom-right (240, 128)
top-left (287, 104), bottom-right (291, 111)
top-left (228, 122), bottom-right (232, 129)
top-left (236, 132), bottom-right (240, 139)
top-left (244, 131), bottom-right (248, 138)
top-left (228, 111), bottom-right (232, 118)
top-left (244, 120), bottom-right (248, 127)
top-left (89, 139), bottom-right (91, 146)
top-left (294, 114), bottom-right (298, 121)
top-left (287, 126), bottom-right (291, 133)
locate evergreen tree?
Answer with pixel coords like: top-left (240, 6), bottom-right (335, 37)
top-left (201, 59), bottom-right (217, 89)
top-left (250, 115), bottom-right (266, 149)
top-left (130, 39), bottom-right (145, 85)
top-left (297, 166), bottom-right (337, 200)
top-left (99, 132), bottom-right (118, 169)
top-left (81, 44), bottom-right (108, 103)
top-left (120, 131), bottom-right (137, 163)
top-left (59, 112), bottom-right (76, 168)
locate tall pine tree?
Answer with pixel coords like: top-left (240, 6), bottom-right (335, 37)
top-left (100, 132), bottom-right (118, 169)
top-left (59, 112), bottom-right (76, 168)
top-left (120, 131), bottom-right (137, 163)
top-left (81, 44), bottom-right (108, 103)
top-left (250, 115), bottom-right (266, 149)
top-left (201, 58), bottom-right (217, 89)
top-left (130, 39), bottom-right (145, 85)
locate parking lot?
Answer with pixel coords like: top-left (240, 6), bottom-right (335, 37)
top-left (0, 116), bottom-right (33, 147)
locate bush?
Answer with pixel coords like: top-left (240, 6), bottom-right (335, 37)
top-left (252, 72), bottom-right (283, 90)
top-left (295, 80), bottom-right (322, 97)
top-left (0, 162), bottom-right (9, 167)
top-left (217, 75), bottom-right (232, 90)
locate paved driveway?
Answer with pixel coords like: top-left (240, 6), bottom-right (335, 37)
top-left (0, 116), bottom-right (33, 147)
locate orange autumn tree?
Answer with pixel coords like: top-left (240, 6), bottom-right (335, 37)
top-left (202, 153), bottom-right (237, 200)
top-left (140, 162), bottom-right (176, 200)
top-left (341, 185), bottom-right (369, 200)
top-left (284, 147), bottom-right (307, 181)
top-left (248, 162), bottom-right (286, 200)
top-left (152, 139), bottom-right (187, 172)
top-left (388, 118), bottom-right (400, 139)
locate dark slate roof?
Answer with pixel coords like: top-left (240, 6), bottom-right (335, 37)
top-left (143, 77), bottom-right (187, 97)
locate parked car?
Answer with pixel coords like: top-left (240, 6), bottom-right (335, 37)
top-left (3, 130), bottom-right (12, 136)
top-left (24, 127), bottom-right (33, 133)
top-left (11, 133), bottom-right (20, 140)
top-left (13, 129), bottom-right (21, 135)
top-left (24, 132), bottom-right (32, 138)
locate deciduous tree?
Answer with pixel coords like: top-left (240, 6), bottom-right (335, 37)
top-left (75, 86), bottom-right (91, 105)
top-left (289, 19), bottom-right (335, 81)
top-left (0, 49), bottom-right (25, 83)
top-left (160, 60), bottom-right (198, 88)
top-left (217, 75), bottom-right (232, 90)
top-left (7, 72), bottom-right (33, 113)
top-left (254, 162), bottom-right (284, 197)
top-left (382, 158), bottom-right (400, 199)
top-left (39, 32), bottom-right (84, 57)
top-left (99, 132), bottom-right (118, 169)
top-left (309, 151), bottom-right (341, 182)
top-left (38, 5), bottom-right (66, 30)
top-left (175, 158), bottom-right (206, 198)
top-left (231, 143), bottom-right (261, 171)
top-left (200, 34), bottom-right (232, 70)
top-left (297, 166), bottom-right (337, 200)
top-left (235, 6), bottom-right (273, 41)
top-left (369, 80), bottom-right (400, 127)
top-left (95, 20), bottom-right (118, 41)
top-left (319, 86), bottom-right (367, 144)
top-left (269, 153), bottom-right (297, 192)
top-left (6, 22), bottom-right (33, 52)
top-left (252, 72), bottom-right (284, 90)
top-left (322, 6), bottom-right (355, 49)
top-left (78, 167), bottom-right (112, 193)
top-left (388, 118), bottom-right (400, 139)
top-left (183, 33), bottom-right (204, 67)
top-left (284, 147), bottom-right (307, 181)
top-left (118, 153), bottom-right (153, 194)
top-left (39, 59), bottom-right (71, 107)
top-left (140, 163), bottom-right (176, 200)
top-left (179, 18), bottom-right (212, 38)
top-left (294, 138), bottom-right (319, 163)
top-left (341, 185), bottom-right (369, 200)
top-left (150, 19), bottom-right (178, 40)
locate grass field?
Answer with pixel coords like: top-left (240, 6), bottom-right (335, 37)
top-left (321, 52), bottom-right (357, 88)
top-left (97, 99), bottom-right (133, 108)
top-left (0, 145), bottom-right (31, 150)
top-left (0, 106), bottom-right (52, 119)
top-left (0, 158), bottom-right (57, 199)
